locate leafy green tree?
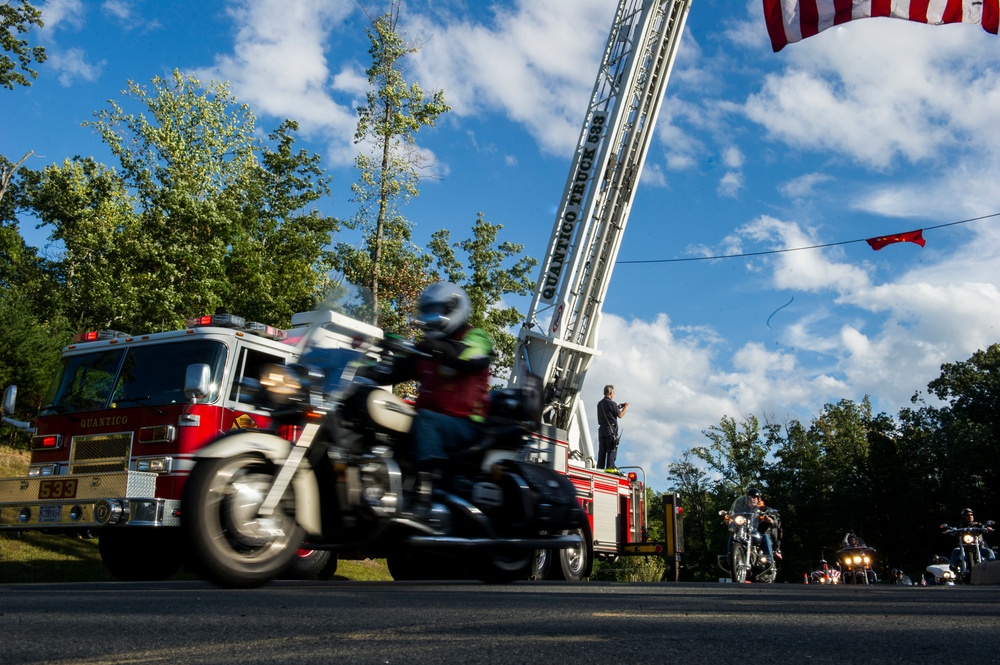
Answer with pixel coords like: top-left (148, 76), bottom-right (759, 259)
top-left (903, 344), bottom-right (1000, 515)
top-left (692, 414), bottom-right (772, 497)
top-left (28, 157), bottom-right (139, 329)
top-left (0, 0), bottom-right (46, 90)
top-left (666, 449), bottom-right (721, 580)
top-left (0, 290), bottom-right (69, 445)
top-left (427, 214), bottom-right (536, 375)
top-left (225, 120), bottom-right (339, 324)
top-left (29, 70), bottom-right (339, 333)
top-left (335, 0), bottom-right (449, 331)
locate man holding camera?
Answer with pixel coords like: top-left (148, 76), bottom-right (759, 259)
top-left (596, 384), bottom-right (629, 471)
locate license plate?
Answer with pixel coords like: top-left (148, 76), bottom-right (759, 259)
top-left (39, 505), bottom-right (63, 522)
top-left (38, 478), bottom-right (79, 500)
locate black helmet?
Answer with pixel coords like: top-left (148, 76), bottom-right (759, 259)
top-left (961, 507), bottom-right (974, 516)
top-left (747, 487), bottom-right (762, 499)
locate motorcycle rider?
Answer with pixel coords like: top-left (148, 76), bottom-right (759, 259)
top-left (362, 282), bottom-right (494, 509)
top-left (949, 508), bottom-right (996, 571)
top-left (731, 487), bottom-right (780, 564)
top-left (842, 532), bottom-right (866, 549)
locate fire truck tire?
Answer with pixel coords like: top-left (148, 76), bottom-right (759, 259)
top-left (283, 549), bottom-right (335, 580)
top-left (549, 527), bottom-right (592, 581)
top-left (530, 547), bottom-right (552, 580)
top-left (98, 528), bottom-right (183, 581)
top-left (182, 453), bottom-right (305, 589)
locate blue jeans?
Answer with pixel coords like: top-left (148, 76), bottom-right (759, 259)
top-left (951, 546), bottom-right (995, 571)
top-left (411, 410), bottom-right (481, 464)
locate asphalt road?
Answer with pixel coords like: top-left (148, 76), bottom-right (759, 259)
top-left (1, 581), bottom-right (997, 664)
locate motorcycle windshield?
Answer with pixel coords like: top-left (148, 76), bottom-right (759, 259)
top-left (729, 497), bottom-right (760, 528)
top-left (298, 346), bottom-right (367, 399)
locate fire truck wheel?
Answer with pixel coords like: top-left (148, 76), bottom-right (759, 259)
top-left (530, 547), bottom-right (552, 581)
top-left (98, 528), bottom-right (183, 581)
top-left (182, 453), bottom-right (305, 589)
top-left (549, 527), bottom-right (592, 582)
top-left (283, 549), bottom-right (335, 580)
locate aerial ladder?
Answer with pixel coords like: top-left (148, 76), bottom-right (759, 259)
top-left (510, 0), bottom-right (692, 580)
top-left (511, 0), bottom-right (692, 463)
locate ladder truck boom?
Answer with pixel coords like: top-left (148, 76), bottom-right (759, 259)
top-left (511, 0), bottom-right (693, 464)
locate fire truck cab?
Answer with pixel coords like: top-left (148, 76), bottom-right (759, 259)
top-left (0, 309), bottom-right (379, 581)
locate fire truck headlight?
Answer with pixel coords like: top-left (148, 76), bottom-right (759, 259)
top-left (259, 364), bottom-right (301, 403)
top-left (135, 457), bottom-right (172, 474)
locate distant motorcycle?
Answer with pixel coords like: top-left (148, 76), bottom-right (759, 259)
top-left (941, 520), bottom-right (996, 584)
top-left (924, 555), bottom-right (956, 586)
top-left (717, 502), bottom-right (779, 584)
top-left (837, 546), bottom-right (878, 585)
top-left (809, 559), bottom-right (840, 585)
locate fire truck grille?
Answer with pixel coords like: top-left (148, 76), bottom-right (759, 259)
top-left (70, 432), bottom-right (133, 474)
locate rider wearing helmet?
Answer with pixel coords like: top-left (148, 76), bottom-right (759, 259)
top-left (732, 487), bottom-right (781, 563)
top-left (367, 282), bottom-right (495, 474)
top-left (949, 508), bottom-right (996, 570)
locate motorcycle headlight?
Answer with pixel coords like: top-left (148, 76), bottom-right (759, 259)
top-left (733, 515), bottom-right (747, 526)
top-left (259, 363), bottom-right (302, 403)
top-left (943, 571), bottom-right (955, 580)
top-left (863, 556), bottom-right (871, 564)
top-left (852, 555), bottom-right (862, 565)
top-left (962, 534), bottom-right (975, 545)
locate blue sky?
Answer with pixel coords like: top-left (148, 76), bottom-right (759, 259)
top-left (4, 0), bottom-right (1000, 491)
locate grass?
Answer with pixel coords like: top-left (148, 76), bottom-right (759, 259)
top-left (0, 442), bottom-right (393, 584)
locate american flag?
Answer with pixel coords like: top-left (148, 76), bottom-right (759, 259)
top-left (763, 0), bottom-right (1000, 52)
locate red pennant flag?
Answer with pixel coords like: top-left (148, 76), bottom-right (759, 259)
top-left (866, 229), bottom-right (926, 251)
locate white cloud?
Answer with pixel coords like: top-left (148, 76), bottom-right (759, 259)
top-left (780, 172), bottom-right (832, 200)
top-left (195, 0), bottom-right (359, 164)
top-left (48, 47), bottom-right (104, 86)
top-left (741, 20), bottom-right (1000, 190)
top-left (405, 0), bottom-right (619, 156)
top-left (39, 0), bottom-right (86, 31)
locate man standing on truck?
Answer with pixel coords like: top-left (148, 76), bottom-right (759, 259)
top-left (596, 384), bottom-right (628, 471)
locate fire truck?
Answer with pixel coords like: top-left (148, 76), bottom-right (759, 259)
top-left (1, 0), bottom-right (689, 583)
top-left (512, 0), bottom-right (691, 581)
top-left (0, 309), bottom-right (379, 580)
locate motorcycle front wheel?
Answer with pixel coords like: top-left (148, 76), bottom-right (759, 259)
top-left (730, 542), bottom-right (748, 583)
top-left (182, 453), bottom-right (305, 589)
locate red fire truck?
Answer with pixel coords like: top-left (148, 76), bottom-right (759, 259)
top-left (0, 309), bottom-right (379, 580)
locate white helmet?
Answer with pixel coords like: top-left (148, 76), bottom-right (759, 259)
top-left (416, 282), bottom-right (470, 339)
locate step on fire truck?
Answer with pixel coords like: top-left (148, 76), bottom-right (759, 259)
top-left (0, 309), bottom-right (379, 581)
top-left (513, 0), bottom-right (691, 581)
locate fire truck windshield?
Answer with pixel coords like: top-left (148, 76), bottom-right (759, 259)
top-left (40, 341), bottom-right (228, 415)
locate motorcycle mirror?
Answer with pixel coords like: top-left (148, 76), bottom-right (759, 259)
top-left (940, 524), bottom-right (949, 530)
top-left (987, 520), bottom-right (996, 527)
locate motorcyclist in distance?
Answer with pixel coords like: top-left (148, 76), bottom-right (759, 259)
top-left (732, 487), bottom-right (780, 563)
top-left (890, 568), bottom-right (913, 586)
top-left (842, 532), bottom-right (866, 549)
top-left (949, 508), bottom-right (996, 571)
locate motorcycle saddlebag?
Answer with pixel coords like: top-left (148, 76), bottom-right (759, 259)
top-left (495, 459), bottom-right (585, 531)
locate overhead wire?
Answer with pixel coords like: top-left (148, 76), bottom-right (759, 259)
top-left (616, 211), bottom-right (1000, 265)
